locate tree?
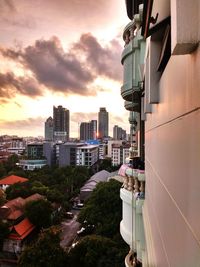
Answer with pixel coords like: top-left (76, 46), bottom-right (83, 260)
top-left (5, 181), bottom-right (32, 200)
top-left (25, 199), bottom-right (52, 228)
top-left (4, 154), bottom-right (19, 173)
top-left (78, 179), bottom-right (122, 238)
top-left (18, 226), bottom-right (67, 267)
top-left (67, 235), bottom-right (126, 267)
top-left (46, 189), bottom-right (64, 203)
top-left (0, 162), bottom-right (6, 178)
top-left (0, 220), bottom-right (10, 249)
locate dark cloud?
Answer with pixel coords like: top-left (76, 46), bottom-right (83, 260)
top-left (23, 37), bottom-right (95, 94)
top-left (1, 37), bottom-right (96, 96)
top-left (0, 33), bottom-right (122, 100)
top-left (73, 33), bottom-right (123, 81)
top-left (0, 117), bottom-right (45, 129)
top-left (0, 72), bottom-right (42, 102)
top-left (1, 0), bottom-right (16, 12)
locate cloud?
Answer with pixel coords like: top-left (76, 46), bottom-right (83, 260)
top-left (23, 37), bottom-right (95, 94)
top-left (1, 37), bottom-right (96, 96)
top-left (71, 112), bottom-right (97, 123)
top-left (0, 0), bottom-right (16, 12)
top-left (0, 33), bottom-right (122, 101)
top-left (0, 117), bottom-right (45, 129)
top-left (73, 33), bottom-right (123, 81)
top-left (0, 72), bottom-right (42, 102)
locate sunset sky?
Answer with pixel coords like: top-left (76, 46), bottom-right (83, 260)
top-left (0, 0), bottom-right (130, 138)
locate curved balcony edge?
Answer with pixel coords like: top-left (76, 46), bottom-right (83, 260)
top-left (120, 220), bottom-right (132, 246)
top-left (121, 85), bottom-right (141, 102)
top-left (124, 101), bottom-right (140, 112)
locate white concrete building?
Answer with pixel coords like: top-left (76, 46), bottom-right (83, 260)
top-left (76, 145), bottom-right (99, 167)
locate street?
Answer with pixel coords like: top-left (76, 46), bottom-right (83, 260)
top-left (60, 210), bottom-right (81, 249)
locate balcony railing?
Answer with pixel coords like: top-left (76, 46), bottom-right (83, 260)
top-left (120, 167), bottom-right (146, 262)
top-left (121, 28), bottom-right (145, 102)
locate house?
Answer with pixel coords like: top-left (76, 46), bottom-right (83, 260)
top-left (0, 197), bottom-right (24, 223)
top-left (80, 170), bottom-right (110, 202)
top-left (0, 193), bottom-right (44, 223)
top-left (3, 218), bottom-right (35, 254)
top-left (0, 175), bottom-right (28, 190)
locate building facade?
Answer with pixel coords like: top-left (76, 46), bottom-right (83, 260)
top-left (44, 116), bottom-right (54, 141)
top-left (112, 144), bottom-right (130, 166)
top-left (80, 120), bottom-right (97, 141)
top-left (98, 107), bottom-right (109, 139)
top-left (113, 125), bottom-right (127, 140)
top-left (53, 105), bottom-right (70, 141)
top-left (119, 0), bottom-right (200, 266)
top-left (76, 145), bottom-right (99, 167)
top-left (27, 143), bottom-right (43, 159)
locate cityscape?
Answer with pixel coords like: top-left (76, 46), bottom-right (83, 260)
top-left (0, 0), bottom-right (200, 267)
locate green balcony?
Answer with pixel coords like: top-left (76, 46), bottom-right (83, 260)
top-left (121, 28), bottom-right (145, 102)
top-left (129, 111), bottom-right (138, 124)
top-left (124, 101), bottom-right (140, 112)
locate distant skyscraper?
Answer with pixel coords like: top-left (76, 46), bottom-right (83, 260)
top-left (98, 107), bottom-right (108, 139)
top-left (80, 120), bottom-right (97, 141)
top-left (113, 125), bottom-right (127, 140)
top-left (53, 105), bottom-right (70, 141)
top-left (80, 122), bottom-right (90, 141)
top-left (45, 117), bottom-right (53, 141)
top-left (90, 120), bottom-right (97, 140)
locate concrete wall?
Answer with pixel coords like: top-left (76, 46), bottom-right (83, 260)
top-left (145, 48), bottom-right (200, 266)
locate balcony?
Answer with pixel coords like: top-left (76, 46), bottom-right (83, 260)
top-left (124, 100), bottom-right (140, 112)
top-left (121, 28), bottom-right (145, 102)
top-left (120, 169), bottom-right (146, 264)
top-left (129, 111), bottom-right (137, 125)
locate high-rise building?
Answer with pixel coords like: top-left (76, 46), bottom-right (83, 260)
top-left (44, 117), bottom-right (53, 141)
top-left (113, 125), bottom-right (127, 140)
top-left (53, 105), bottom-right (70, 141)
top-left (119, 1), bottom-right (200, 266)
top-left (90, 120), bottom-right (97, 140)
top-left (80, 122), bottom-right (90, 141)
top-left (80, 120), bottom-right (97, 141)
top-left (98, 107), bottom-right (108, 139)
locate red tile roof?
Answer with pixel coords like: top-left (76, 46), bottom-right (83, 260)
top-left (0, 175), bottom-right (28, 185)
top-left (24, 193), bottom-right (44, 204)
top-left (0, 194), bottom-right (45, 220)
top-left (0, 197), bottom-right (24, 220)
top-left (9, 218), bottom-right (35, 240)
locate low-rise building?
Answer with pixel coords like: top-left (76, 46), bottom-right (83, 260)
top-left (0, 175), bottom-right (28, 191)
top-left (112, 144), bottom-right (130, 166)
top-left (18, 159), bottom-right (47, 171)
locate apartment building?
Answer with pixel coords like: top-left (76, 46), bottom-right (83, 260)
top-left (119, 0), bottom-right (200, 266)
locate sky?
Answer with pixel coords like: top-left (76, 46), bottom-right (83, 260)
top-left (0, 0), bottom-right (130, 138)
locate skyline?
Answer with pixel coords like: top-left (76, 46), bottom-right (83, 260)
top-left (0, 0), bottom-right (131, 138)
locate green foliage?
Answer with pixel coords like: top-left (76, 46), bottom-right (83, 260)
top-left (3, 154), bottom-right (19, 173)
top-left (67, 235), bottom-right (126, 267)
top-left (0, 221), bottom-right (10, 249)
top-left (98, 158), bottom-right (120, 172)
top-left (18, 226), bottom-right (67, 267)
top-left (46, 189), bottom-right (64, 203)
top-left (25, 199), bottom-right (52, 228)
top-left (0, 162), bottom-right (6, 178)
top-left (5, 181), bottom-right (33, 200)
top-left (78, 179), bottom-right (122, 238)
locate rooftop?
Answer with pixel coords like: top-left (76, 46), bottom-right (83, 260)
top-left (9, 218), bottom-right (35, 240)
top-left (0, 175), bottom-right (28, 185)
